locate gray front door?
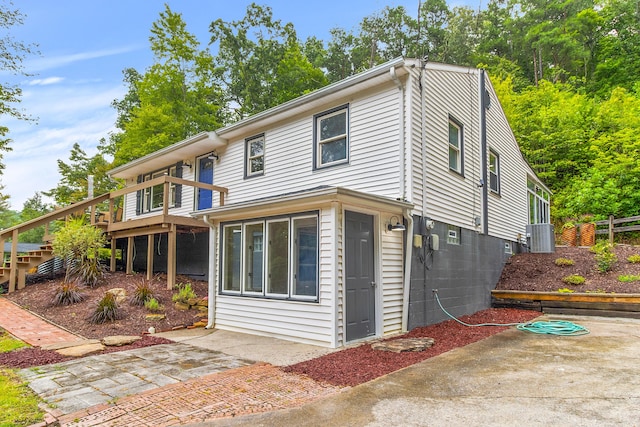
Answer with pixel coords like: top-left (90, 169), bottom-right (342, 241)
top-left (345, 211), bottom-right (376, 341)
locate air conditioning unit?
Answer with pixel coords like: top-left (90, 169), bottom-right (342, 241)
top-left (526, 224), bottom-right (555, 253)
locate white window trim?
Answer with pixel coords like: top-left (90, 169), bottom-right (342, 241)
top-left (489, 149), bottom-right (500, 194)
top-left (245, 134), bottom-right (265, 178)
top-left (448, 117), bottom-right (464, 175)
top-left (314, 105), bottom-right (349, 169)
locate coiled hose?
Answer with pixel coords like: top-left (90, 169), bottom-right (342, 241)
top-left (433, 290), bottom-right (589, 336)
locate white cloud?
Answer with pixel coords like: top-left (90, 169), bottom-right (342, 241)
top-left (24, 45), bottom-right (143, 73)
top-left (28, 77), bottom-right (65, 86)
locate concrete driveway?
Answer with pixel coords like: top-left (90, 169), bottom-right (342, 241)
top-left (203, 315), bottom-right (640, 427)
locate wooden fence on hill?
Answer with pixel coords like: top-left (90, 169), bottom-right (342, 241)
top-left (595, 215), bottom-right (640, 243)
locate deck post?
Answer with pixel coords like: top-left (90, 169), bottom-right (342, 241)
top-left (110, 237), bottom-right (116, 272)
top-left (0, 236), bottom-right (4, 266)
top-left (126, 236), bottom-right (134, 274)
top-left (9, 230), bottom-right (18, 293)
top-left (147, 234), bottom-right (154, 281)
top-left (167, 225), bottom-right (176, 290)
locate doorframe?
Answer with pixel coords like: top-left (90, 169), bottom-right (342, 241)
top-left (342, 206), bottom-right (383, 344)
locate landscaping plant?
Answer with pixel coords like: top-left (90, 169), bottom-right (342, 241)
top-left (554, 257), bottom-right (574, 266)
top-left (51, 282), bottom-right (85, 306)
top-left (130, 279), bottom-right (155, 306)
top-left (172, 283), bottom-right (197, 304)
top-left (89, 292), bottom-right (121, 324)
top-left (627, 254), bottom-right (640, 264)
top-left (144, 297), bottom-right (164, 312)
top-left (592, 241), bottom-right (617, 273)
top-left (52, 217), bottom-right (107, 287)
top-left (562, 274), bottom-right (586, 285)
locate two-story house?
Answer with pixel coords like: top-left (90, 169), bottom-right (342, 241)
top-left (107, 57), bottom-right (551, 348)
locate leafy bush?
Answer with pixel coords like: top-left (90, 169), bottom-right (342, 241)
top-left (144, 297), bottom-right (164, 312)
top-left (51, 283), bottom-right (85, 306)
top-left (130, 279), bottom-right (155, 306)
top-left (627, 254), bottom-right (640, 264)
top-left (89, 292), bottom-right (121, 324)
top-left (172, 283), bottom-right (197, 304)
top-left (592, 241), bottom-right (617, 273)
top-left (618, 274), bottom-right (640, 283)
top-left (53, 218), bottom-right (107, 287)
top-left (554, 257), bottom-right (575, 266)
top-left (562, 274), bottom-right (586, 285)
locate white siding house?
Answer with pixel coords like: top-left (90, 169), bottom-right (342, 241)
top-left (108, 58), bottom-right (550, 348)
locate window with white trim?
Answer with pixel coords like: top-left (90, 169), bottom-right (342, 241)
top-left (141, 165), bottom-right (178, 212)
top-left (245, 135), bottom-right (264, 177)
top-left (489, 150), bottom-right (500, 194)
top-left (221, 213), bottom-right (319, 301)
top-left (314, 105), bottom-right (348, 168)
top-left (447, 225), bottom-right (461, 245)
top-left (448, 117), bottom-right (463, 174)
top-left (527, 178), bottom-right (550, 224)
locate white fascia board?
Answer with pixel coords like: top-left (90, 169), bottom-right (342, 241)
top-left (108, 131), bottom-right (227, 180)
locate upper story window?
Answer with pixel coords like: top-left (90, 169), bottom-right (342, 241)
top-left (448, 117), bottom-right (464, 175)
top-left (137, 164), bottom-right (181, 214)
top-left (245, 134), bottom-right (264, 178)
top-left (527, 178), bottom-right (550, 224)
top-left (489, 150), bottom-right (500, 194)
top-left (314, 105), bottom-right (349, 169)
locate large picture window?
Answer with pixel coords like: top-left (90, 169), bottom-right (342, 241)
top-left (314, 105), bottom-right (349, 168)
top-left (527, 178), bottom-right (550, 224)
top-left (221, 213), bottom-right (319, 301)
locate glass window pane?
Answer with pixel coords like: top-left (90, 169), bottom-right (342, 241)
top-left (320, 112), bottom-right (346, 140)
top-left (321, 138), bottom-right (347, 164)
top-left (250, 140), bottom-right (263, 157)
top-left (449, 147), bottom-right (458, 171)
top-left (449, 123), bottom-right (459, 148)
top-left (250, 157), bottom-right (264, 174)
top-left (267, 220), bottom-right (289, 295)
top-left (244, 223), bottom-right (264, 293)
top-left (223, 225), bottom-right (242, 291)
top-left (293, 217), bottom-right (318, 297)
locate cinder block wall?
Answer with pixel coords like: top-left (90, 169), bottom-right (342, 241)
top-left (408, 217), bottom-right (513, 330)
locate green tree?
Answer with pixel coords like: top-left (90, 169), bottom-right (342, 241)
top-left (52, 218), bottom-right (106, 287)
top-left (210, 3), bottom-right (326, 120)
top-left (18, 192), bottom-right (50, 243)
top-left (45, 143), bottom-right (116, 206)
top-left (112, 4), bottom-right (223, 166)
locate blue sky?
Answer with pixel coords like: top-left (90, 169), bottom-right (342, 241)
top-left (2, 0), bottom-right (480, 209)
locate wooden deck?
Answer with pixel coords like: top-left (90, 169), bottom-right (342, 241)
top-left (0, 176), bottom-right (227, 291)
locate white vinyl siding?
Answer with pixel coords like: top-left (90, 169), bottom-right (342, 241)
top-left (214, 207), bottom-right (335, 347)
top-left (380, 225), bottom-right (404, 335)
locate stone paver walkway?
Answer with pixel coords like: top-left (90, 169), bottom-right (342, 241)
top-left (19, 342), bottom-right (253, 415)
top-left (0, 296), bottom-right (81, 345)
top-left (55, 362), bottom-right (343, 427)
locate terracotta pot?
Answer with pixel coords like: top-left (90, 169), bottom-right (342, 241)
top-left (561, 226), bottom-right (577, 246)
top-left (580, 222), bottom-right (596, 246)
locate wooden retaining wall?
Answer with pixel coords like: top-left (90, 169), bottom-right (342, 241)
top-left (491, 290), bottom-right (640, 319)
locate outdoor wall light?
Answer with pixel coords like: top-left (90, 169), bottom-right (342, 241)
top-left (387, 216), bottom-right (406, 232)
top-left (183, 161), bottom-right (193, 169)
top-left (208, 151), bottom-right (219, 161)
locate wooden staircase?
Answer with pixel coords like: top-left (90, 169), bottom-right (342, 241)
top-left (1, 245), bottom-right (56, 292)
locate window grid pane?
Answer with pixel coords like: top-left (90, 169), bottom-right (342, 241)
top-left (293, 217), bottom-right (318, 297)
top-left (448, 121), bottom-right (462, 173)
top-left (223, 225), bottom-right (242, 292)
top-left (316, 108), bottom-right (348, 167)
top-left (267, 220), bottom-right (289, 295)
top-left (244, 223), bottom-right (264, 293)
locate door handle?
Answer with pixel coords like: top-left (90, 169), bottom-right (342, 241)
top-left (370, 281), bottom-right (376, 287)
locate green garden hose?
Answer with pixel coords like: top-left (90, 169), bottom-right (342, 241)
top-left (433, 290), bottom-right (589, 336)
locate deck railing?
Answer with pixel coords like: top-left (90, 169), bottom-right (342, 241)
top-left (0, 176), bottom-right (227, 292)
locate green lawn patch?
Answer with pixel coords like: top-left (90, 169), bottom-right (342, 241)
top-left (0, 330), bottom-right (27, 353)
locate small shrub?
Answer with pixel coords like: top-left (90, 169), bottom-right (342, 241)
top-left (554, 258), bottom-right (575, 267)
top-left (627, 254), bottom-right (640, 264)
top-left (557, 288), bottom-right (575, 293)
top-left (592, 241), bottom-right (617, 273)
top-left (144, 297), bottom-right (164, 312)
top-left (618, 274), bottom-right (640, 283)
top-left (89, 292), bottom-right (121, 324)
top-left (51, 283), bottom-right (85, 306)
top-left (68, 257), bottom-right (106, 288)
top-left (172, 283), bottom-right (197, 304)
top-left (562, 274), bottom-right (586, 285)
top-left (130, 280), bottom-right (155, 306)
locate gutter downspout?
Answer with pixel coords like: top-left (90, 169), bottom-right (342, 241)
top-left (203, 214), bottom-right (216, 329)
top-left (391, 66), bottom-right (413, 332)
top-left (390, 67), bottom-right (406, 201)
top-left (479, 69), bottom-right (489, 235)
top-left (401, 210), bottom-right (413, 332)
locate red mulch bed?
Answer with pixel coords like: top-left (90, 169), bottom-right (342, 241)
top-left (284, 308), bottom-right (539, 387)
